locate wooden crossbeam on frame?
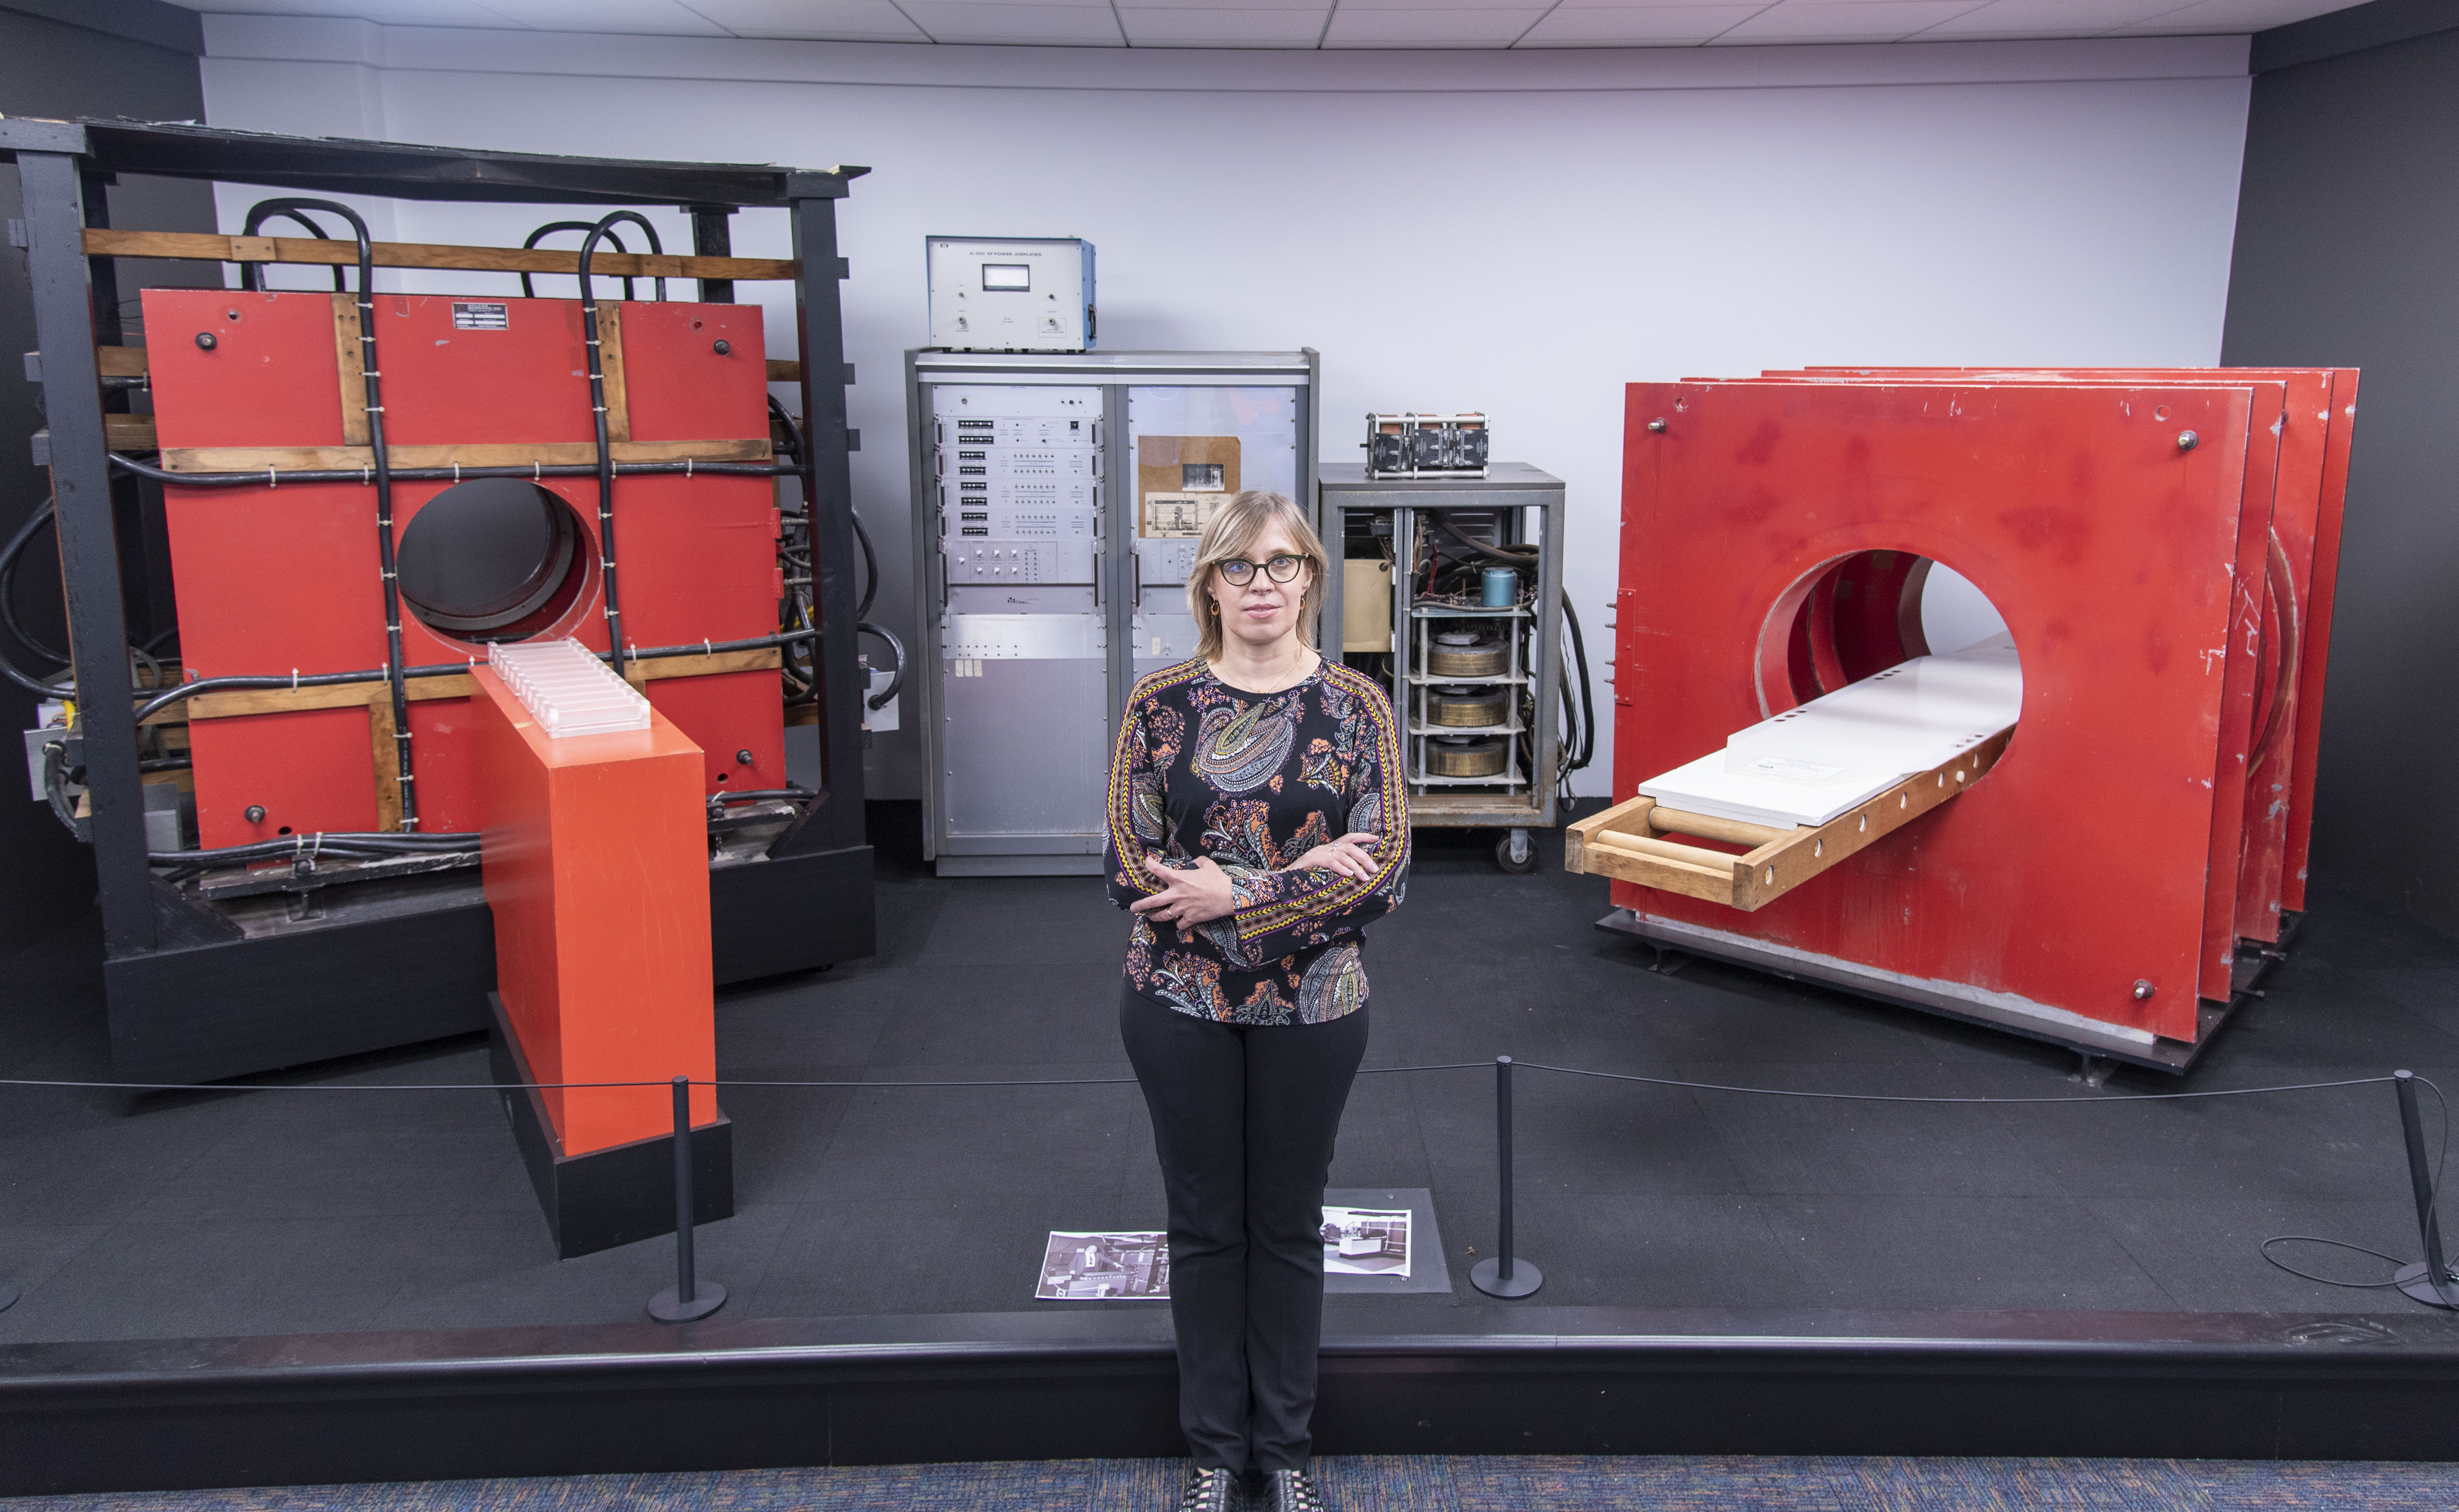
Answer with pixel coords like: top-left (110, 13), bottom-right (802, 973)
top-left (81, 228), bottom-right (799, 283)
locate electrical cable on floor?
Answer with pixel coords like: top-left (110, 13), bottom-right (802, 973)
top-left (2260, 1076), bottom-right (2448, 1290)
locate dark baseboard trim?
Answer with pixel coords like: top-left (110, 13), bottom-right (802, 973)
top-left (488, 993), bottom-right (733, 1260)
top-left (3, 1305), bottom-right (2459, 1494)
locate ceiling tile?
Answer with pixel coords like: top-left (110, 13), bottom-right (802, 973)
top-left (1514, 6), bottom-right (1757, 43)
top-left (1118, 5), bottom-right (1328, 42)
top-left (1324, 7), bottom-right (1546, 44)
top-left (683, 0), bottom-right (929, 36)
top-left (1710, 0), bottom-right (1988, 42)
top-left (162, 0), bottom-right (299, 11)
top-left (1337, 0), bottom-right (1558, 10)
top-left (2112, 0), bottom-right (2355, 30)
top-left (1912, 0), bottom-right (2195, 36)
top-left (895, 1), bottom-right (1126, 41)
top-left (481, 0), bottom-right (729, 32)
top-left (297, 0), bottom-right (529, 23)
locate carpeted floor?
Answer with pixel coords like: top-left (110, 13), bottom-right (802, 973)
top-left (9, 1456), bottom-right (2459, 1510)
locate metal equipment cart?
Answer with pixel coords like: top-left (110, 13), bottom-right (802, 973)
top-left (1318, 463), bottom-right (1566, 873)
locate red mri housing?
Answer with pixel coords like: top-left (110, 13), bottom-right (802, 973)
top-left (142, 288), bottom-right (787, 846)
top-left (1600, 368), bottom-right (2353, 1059)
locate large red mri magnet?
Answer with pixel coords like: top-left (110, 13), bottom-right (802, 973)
top-left (1596, 378), bottom-right (2268, 1061)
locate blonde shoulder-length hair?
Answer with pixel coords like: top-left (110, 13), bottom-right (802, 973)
top-left (1184, 490), bottom-right (1329, 663)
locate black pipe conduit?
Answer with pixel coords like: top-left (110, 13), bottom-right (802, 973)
top-left (521, 221), bottom-right (627, 301)
top-left (529, 213), bottom-right (666, 303)
top-left (238, 199), bottom-right (421, 831)
top-left (0, 496), bottom-right (68, 666)
top-left (856, 621), bottom-right (904, 713)
top-left (575, 213), bottom-right (634, 674)
top-left (237, 203), bottom-right (345, 294)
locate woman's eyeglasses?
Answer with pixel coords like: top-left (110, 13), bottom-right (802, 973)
top-left (1217, 553), bottom-right (1308, 586)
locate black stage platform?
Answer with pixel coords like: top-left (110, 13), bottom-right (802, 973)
top-left (5, 802), bottom-right (2459, 1490)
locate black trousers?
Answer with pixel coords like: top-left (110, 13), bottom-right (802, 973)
top-left (1121, 986), bottom-right (1369, 1474)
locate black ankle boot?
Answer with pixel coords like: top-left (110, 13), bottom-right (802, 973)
top-left (1262, 1467), bottom-right (1329, 1511)
top-left (1179, 1464), bottom-right (1240, 1512)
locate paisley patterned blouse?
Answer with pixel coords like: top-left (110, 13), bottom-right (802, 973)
top-left (1106, 656), bottom-right (1410, 1025)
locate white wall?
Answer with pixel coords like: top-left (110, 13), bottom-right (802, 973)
top-left (196, 21), bottom-right (2253, 800)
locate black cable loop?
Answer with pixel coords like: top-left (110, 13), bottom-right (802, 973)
top-left (520, 220), bottom-right (627, 300)
top-left (0, 496), bottom-right (69, 666)
top-left (856, 621), bottom-right (903, 711)
top-left (237, 203), bottom-right (345, 293)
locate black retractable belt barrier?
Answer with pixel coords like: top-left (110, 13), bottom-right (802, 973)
top-left (2393, 1070), bottom-right (2459, 1309)
top-left (648, 1077), bottom-right (724, 1324)
top-left (1470, 1056), bottom-right (1542, 1298)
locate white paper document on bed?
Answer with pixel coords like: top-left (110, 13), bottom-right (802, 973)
top-left (1638, 634), bottom-right (2021, 830)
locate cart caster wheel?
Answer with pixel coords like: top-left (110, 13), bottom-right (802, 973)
top-left (1494, 828), bottom-right (1538, 874)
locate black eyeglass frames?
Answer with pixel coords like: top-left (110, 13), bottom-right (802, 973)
top-left (1217, 553), bottom-right (1308, 586)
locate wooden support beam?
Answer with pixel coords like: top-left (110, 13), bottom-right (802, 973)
top-left (369, 698), bottom-right (404, 831)
top-left (332, 294), bottom-right (369, 446)
top-left (155, 437), bottom-right (771, 474)
top-left (596, 303), bottom-right (631, 444)
top-left (157, 648), bottom-right (780, 724)
top-left (82, 228), bottom-right (798, 283)
top-left (103, 414), bottom-right (155, 451)
top-left (102, 346), bottom-right (812, 387)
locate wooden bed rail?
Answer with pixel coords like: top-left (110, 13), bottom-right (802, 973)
top-left (1566, 729), bottom-right (2013, 911)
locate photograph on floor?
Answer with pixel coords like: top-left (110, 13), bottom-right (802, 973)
top-left (1035, 1232), bottom-right (1169, 1300)
top-left (1322, 1207), bottom-right (1412, 1278)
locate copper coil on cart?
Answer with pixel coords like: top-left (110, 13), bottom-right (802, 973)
top-left (1427, 684), bottom-right (1509, 728)
top-left (1425, 628), bottom-right (1508, 678)
top-left (1425, 734), bottom-right (1508, 778)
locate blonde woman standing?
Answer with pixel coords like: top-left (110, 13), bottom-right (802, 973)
top-left (1106, 490), bottom-right (1410, 1512)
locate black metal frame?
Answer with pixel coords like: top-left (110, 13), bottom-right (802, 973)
top-left (0, 118), bottom-right (876, 1080)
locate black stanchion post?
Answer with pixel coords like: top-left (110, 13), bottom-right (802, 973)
top-left (1470, 1055), bottom-right (1541, 1298)
top-left (648, 1075), bottom-right (725, 1323)
top-left (2392, 1070), bottom-right (2459, 1309)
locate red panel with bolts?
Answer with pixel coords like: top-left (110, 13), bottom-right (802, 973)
top-left (1777, 367), bottom-right (2355, 947)
top-left (140, 287), bottom-right (782, 849)
top-left (1612, 378), bottom-right (2262, 1046)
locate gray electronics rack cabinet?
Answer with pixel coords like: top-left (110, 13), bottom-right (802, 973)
top-left (907, 350), bottom-right (1320, 876)
top-left (1318, 463), bottom-right (1564, 868)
